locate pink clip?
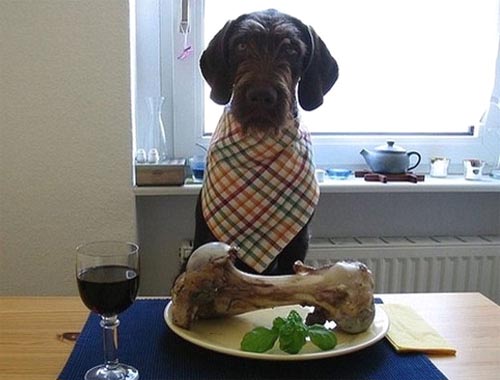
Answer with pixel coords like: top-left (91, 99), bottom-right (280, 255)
top-left (177, 45), bottom-right (193, 60)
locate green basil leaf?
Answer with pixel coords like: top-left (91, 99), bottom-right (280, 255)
top-left (308, 324), bottom-right (337, 351)
top-left (287, 310), bottom-right (303, 324)
top-left (279, 321), bottom-right (308, 354)
top-left (272, 316), bottom-right (286, 333)
top-left (240, 326), bottom-right (278, 353)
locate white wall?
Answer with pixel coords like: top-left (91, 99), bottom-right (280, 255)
top-left (0, 0), bottom-right (136, 295)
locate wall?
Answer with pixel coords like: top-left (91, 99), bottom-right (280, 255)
top-left (136, 192), bottom-right (500, 296)
top-left (0, 1), bottom-right (136, 295)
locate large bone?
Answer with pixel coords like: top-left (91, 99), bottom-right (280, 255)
top-left (171, 242), bottom-right (375, 333)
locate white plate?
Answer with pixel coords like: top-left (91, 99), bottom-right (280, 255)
top-left (164, 303), bottom-right (389, 361)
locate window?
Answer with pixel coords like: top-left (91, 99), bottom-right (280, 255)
top-left (133, 0), bottom-right (500, 171)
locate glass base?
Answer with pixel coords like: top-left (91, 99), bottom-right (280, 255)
top-left (85, 364), bottom-right (139, 380)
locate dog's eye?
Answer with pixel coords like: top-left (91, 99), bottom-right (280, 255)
top-left (236, 42), bottom-right (247, 52)
top-left (283, 45), bottom-right (298, 57)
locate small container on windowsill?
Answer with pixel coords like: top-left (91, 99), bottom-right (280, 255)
top-left (326, 168), bottom-right (352, 180)
top-left (315, 169), bottom-right (326, 183)
top-left (430, 157), bottom-right (450, 178)
top-left (135, 159), bottom-right (187, 186)
top-left (463, 159), bottom-right (485, 181)
top-left (189, 155), bottom-right (206, 182)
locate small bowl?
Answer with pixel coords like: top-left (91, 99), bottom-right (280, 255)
top-left (326, 168), bottom-right (352, 180)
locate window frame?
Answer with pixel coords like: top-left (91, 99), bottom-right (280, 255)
top-left (133, 0), bottom-right (500, 174)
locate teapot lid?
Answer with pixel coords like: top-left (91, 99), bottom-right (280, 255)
top-left (375, 140), bottom-right (406, 153)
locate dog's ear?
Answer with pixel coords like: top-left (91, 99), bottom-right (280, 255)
top-left (200, 21), bottom-right (234, 105)
top-left (298, 26), bottom-right (339, 111)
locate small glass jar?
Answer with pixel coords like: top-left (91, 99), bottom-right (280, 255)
top-left (429, 157), bottom-right (450, 178)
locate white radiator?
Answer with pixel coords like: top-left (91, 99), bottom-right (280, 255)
top-left (306, 235), bottom-right (500, 304)
top-left (179, 235), bottom-right (500, 304)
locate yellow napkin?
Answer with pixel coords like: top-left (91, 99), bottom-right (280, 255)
top-left (381, 303), bottom-right (456, 356)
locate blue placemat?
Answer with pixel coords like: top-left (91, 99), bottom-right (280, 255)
top-left (59, 299), bottom-right (447, 380)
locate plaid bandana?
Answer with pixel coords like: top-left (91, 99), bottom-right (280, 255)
top-left (201, 107), bottom-right (319, 273)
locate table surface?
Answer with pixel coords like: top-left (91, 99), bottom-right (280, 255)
top-left (0, 292), bottom-right (498, 380)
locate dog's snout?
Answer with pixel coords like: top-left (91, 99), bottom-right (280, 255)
top-left (246, 86), bottom-right (278, 108)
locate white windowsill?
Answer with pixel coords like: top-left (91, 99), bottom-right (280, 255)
top-left (134, 175), bottom-right (500, 196)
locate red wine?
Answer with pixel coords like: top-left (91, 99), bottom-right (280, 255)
top-left (77, 265), bottom-right (139, 316)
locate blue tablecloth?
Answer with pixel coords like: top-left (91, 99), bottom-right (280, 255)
top-left (59, 299), bottom-right (447, 380)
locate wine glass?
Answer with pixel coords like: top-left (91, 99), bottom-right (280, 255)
top-left (76, 241), bottom-right (140, 380)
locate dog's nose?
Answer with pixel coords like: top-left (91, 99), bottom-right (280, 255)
top-left (246, 86), bottom-right (278, 108)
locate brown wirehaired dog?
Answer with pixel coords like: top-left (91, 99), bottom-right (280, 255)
top-left (192, 9), bottom-right (338, 275)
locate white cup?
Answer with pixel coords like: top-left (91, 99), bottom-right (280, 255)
top-left (463, 159), bottom-right (485, 180)
top-left (315, 169), bottom-right (326, 183)
top-left (430, 157), bottom-right (450, 178)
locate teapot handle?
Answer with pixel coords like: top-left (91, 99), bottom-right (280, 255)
top-left (407, 151), bottom-right (422, 172)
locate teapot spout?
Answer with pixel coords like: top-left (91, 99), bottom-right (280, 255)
top-left (360, 149), bottom-right (374, 171)
top-left (360, 149), bottom-right (372, 162)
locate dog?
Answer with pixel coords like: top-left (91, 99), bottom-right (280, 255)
top-left (191, 9), bottom-right (338, 275)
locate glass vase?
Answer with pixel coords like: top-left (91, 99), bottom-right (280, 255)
top-left (146, 96), bottom-right (168, 163)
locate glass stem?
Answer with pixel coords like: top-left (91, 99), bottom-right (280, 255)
top-left (100, 315), bottom-right (120, 370)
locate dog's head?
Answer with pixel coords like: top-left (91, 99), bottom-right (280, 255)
top-left (200, 9), bottom-right (338, 133)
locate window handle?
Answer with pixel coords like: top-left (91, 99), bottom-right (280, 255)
top-left (179, 0), bottom-right (189, 33)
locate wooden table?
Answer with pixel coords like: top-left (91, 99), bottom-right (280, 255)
top-left (0, 293), bottom-right (498, 380)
